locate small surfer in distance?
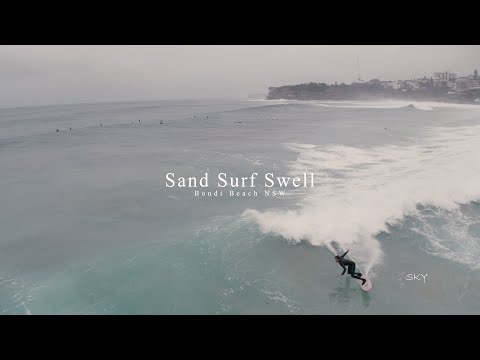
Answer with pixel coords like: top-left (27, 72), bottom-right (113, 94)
top-left (335, 250), bottom-right (366, 285)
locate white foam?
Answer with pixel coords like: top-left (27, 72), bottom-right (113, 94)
top-left (244, 124), bottom-right (480, 273)
top-left (411, 206), bottom-right (480, 270)
top-left (309, 99), bottom-right (480, 111)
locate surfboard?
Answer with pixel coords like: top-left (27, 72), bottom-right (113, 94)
top-left (356, 275), bottom-right (373, 292)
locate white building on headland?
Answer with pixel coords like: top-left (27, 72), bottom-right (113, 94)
top-left (434, 71), bottom-right (457, 83)
top-left (433, 71), bottom-right (456, 88)
top-left (456, 77), bottom-right (471, 91)
top-left (455, 77), bottom-right (480, 91)
top-left (414, 77), bottom-right (432, 88)
top-left (350, 69), bottom-right (479, 95)
top-left (380, 80), bottom-right (396, 89)
top-left (395, 79), bottom-right (420, 90)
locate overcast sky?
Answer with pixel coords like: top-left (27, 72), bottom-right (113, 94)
top-left (1, 45), bottom-right (479, 107)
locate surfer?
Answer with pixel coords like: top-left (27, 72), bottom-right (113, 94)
top-left (335, 250), bottom-right (366, 285)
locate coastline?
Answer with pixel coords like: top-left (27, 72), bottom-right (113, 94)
top-left (266, 82), bottom-right (480, 106)
top-left (262, 96), bottom-right (480, 107)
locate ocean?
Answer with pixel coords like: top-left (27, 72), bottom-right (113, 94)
top-left (1, 98), bottom-right (480, 314)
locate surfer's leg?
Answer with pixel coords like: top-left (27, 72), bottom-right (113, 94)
top-left (351, 273), bottom-right (367, 285)
top-left (347, 264), bottom-right (354, 275)
top-left (349, 264), bottom-right (364, 278)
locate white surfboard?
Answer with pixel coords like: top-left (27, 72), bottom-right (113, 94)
top-left (356, 275), bottom-right (373, 292)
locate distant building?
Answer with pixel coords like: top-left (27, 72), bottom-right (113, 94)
top-left (395, 80), bottom-right (407, 90)
top-left (456, 77), bottom-right (480, 91)
top-left (380, 80), bottom-right (395, 89)
top-left (414, 78), bottom-right (431, 88)
top-left (397, 80), bottom-right (420, 90)
top-left (343, 69), bottom-right (479, 98)
top-left (456, 77), bottom-right (470, 91)
top-left (434, 71), bottom-right (457, 82)
top-left (471, 79), bottom-right (480, 90)
top-left (434, 71), bottom-right (457, 88)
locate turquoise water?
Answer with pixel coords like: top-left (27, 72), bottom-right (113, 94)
top-left (1, 99), bottom-right (480, 314)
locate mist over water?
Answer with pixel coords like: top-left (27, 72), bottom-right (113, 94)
top-left (1, 99), bottom-right (480, 314)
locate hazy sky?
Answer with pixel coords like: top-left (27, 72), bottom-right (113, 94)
top-left (1, 45), bottom-right (479, 107)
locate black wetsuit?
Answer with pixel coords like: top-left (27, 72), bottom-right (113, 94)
top-left (337, 250), bottom-right (364, 280)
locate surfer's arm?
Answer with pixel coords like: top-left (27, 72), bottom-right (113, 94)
top-left (339, 250), bottom-right (349, 259)
top-left (339, 263), bottom-right (346, 275)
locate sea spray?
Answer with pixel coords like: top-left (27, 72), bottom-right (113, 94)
top-left (244, 124), bottom-right (480, 274)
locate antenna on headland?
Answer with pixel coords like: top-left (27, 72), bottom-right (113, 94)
top-left (357, 56), bottom-right (362, 82)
